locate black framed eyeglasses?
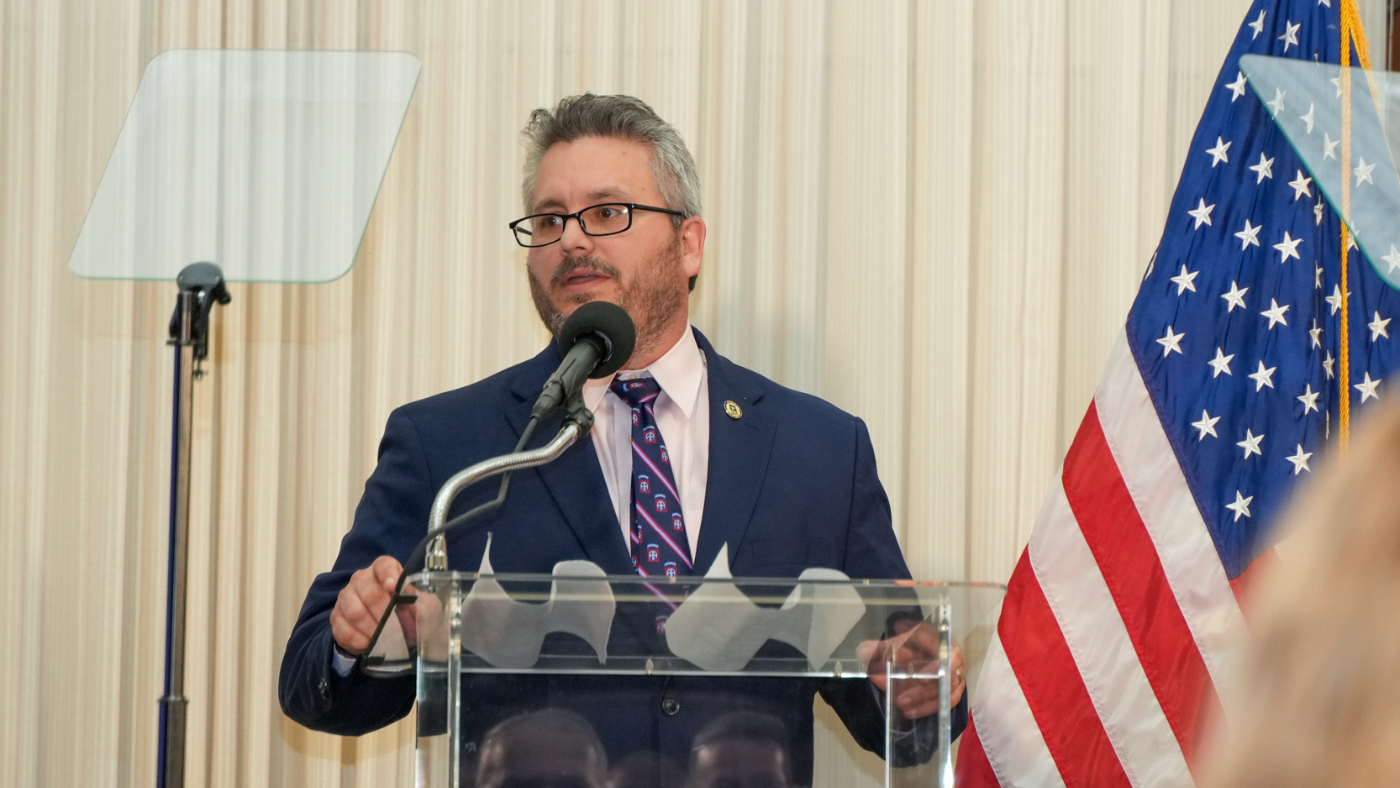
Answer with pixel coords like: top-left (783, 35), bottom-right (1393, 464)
top-left (509, 203), bottom-right (686, 248)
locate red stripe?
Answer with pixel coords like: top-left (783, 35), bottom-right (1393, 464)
top-left (952, 714), bottom-right (999, 787)
top-left (634, 503), bottom-right (692, 568)
top-left (999, 551), bottom-right (1131, 788)
top-left (641, 581), bottom-right (679, 610)
top-left (1062, 403), bottom-right (1217, 766)
top-left (633, 442), bottom-right (682, 501)
top-left (633, 568), bottom-right (680, 609)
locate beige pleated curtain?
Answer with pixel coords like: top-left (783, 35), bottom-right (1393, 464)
top-left (1, 0), bottom-right (1387, 786)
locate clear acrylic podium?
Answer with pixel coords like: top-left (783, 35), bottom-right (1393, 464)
top-left (364, 564), bottom-right (1003, 788)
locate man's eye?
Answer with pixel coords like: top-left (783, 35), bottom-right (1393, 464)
top-left (538, 215), bottom-right (563, 229)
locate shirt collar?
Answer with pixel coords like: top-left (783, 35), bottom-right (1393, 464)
top-left (582, 325), bottom-right (705, 418)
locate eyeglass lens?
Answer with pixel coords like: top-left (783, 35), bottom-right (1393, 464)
top-left (515, 204), bottom-right (632, 246)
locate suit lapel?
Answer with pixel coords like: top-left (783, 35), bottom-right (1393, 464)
top-left (693, 331), bottom-right (777, 574)
top-left (505, 351), bottom-right (636, 577)
top-left (505, 332), bottom-right (779, 575)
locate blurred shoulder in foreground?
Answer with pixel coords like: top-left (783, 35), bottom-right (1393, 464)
top-left (1201, 397), bottom-right (1400, 788)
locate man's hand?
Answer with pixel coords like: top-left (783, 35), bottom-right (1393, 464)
top-left (330, 555), bottom-right (405, 656)
top-left (858, 620), bottom-right (966, 720)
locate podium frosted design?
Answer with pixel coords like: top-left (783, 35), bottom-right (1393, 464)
top-left (365, 567), bottom-right (1003, 788)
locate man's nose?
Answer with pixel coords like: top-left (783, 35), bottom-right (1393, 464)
top-left (559, 215), bottom-right (595, 254)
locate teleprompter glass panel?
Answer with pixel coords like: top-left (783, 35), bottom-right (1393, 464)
top-left (68, 50), bottom-right (419, 283)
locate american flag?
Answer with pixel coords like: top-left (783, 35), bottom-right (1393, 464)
top-left (955, 2), bottom-right (1399, 786)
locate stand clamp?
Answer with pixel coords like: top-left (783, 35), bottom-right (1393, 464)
top-left (167, 262), bottom-right (232, 378)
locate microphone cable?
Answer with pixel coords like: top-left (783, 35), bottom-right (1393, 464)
top-left (359, 415), bottom-right (539, 668)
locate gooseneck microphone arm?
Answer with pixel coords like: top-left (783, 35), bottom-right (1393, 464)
top-left (357, 406), bottom-right (592, 669)
top-left (424, 299), bottom-right (634, 570)
top-left (357, 301), bottom-right (635, 670)
top-left (424, 410), bottom-right (592, 567)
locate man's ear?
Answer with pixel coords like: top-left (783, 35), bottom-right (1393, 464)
top-left (679, 215), bottom-right (706, 280)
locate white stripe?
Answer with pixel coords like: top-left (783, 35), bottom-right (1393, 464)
top-left (1029, 480), bottom-right (1194, 788)
top-left (969, 631), bottom-right (1067, 788)
top-left (633, 443), bottom-right (682, 501)
top-left (635, 503), bottom-right (692, 568)
top-left (639, 579), bottom-right (679, 610)
top-left (1094, 330), bottom-right (1245, 713)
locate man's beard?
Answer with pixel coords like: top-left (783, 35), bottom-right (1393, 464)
top-left (527, 235), bottom-right (689, 364)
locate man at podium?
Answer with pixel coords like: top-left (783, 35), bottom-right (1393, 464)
top-left (279, 93), bottom-right (965, 783)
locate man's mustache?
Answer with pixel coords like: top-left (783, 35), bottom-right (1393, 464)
top-left (550, 256), bottom-right (621, 288)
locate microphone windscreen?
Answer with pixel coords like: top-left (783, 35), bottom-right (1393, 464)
top-left (558, 301), bottom-right (637, 378)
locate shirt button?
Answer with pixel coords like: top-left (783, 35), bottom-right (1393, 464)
top-left (661, 697), bottom-right (681, 716)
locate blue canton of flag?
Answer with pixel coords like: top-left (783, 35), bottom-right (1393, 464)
top-left (1128, 1), bottom-right (1400, 579)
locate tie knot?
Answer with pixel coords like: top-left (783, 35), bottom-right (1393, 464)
top-left (611, 376), bottom-right (662, 406)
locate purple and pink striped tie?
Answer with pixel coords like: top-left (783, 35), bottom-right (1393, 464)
top-left (610, 376), bottom-right (693, 633)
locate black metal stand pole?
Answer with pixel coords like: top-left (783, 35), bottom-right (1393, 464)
top-left (157, 263), bottom-right (230, 788)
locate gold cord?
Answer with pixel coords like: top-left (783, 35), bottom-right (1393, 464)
top-left (1336, 0), bottom-right (1372, 452)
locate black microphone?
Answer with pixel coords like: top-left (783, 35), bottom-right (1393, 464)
top-left (531, 301), bottom-right (636, 420)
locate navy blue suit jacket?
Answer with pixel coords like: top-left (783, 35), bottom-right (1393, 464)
top-left (279, 329), bottom-right (954, 780)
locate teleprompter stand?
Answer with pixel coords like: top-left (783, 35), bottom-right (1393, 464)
top-left (66, 50), bottom-right (421, 788)
top-left (157, 263), bottom-right (230, 788)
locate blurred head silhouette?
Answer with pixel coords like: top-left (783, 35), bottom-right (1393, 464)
top-left (685, 711), bottom-right (792, 788)
top-left (606, 750), bottom-right (686, 788)
top-left (1200, 399), bottom-right (1400, 788)
top-left (476, 708), bottom-right (608, 788)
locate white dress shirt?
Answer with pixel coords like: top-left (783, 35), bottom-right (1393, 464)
top-left (581, 326), bottom-right (710, 559)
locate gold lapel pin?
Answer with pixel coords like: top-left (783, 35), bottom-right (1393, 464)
top-left (724, 400), bottom-right (743, 419)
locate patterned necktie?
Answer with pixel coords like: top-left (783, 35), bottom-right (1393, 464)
top-left (610, 376), bottom-right (692, 631)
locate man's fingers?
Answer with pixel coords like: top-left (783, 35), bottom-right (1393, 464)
top-left (895, 686), bottom-right (936, 718)
top-left (890, 665), bottom-right (968, 720)
top-left (331, 560), bottom-right (403, 655)
top-left (371, 555), bottom-right (404, 592)
top-left (331, 591), bottom-right (376, 654)
top-left (892, 680), bottom-right (964, 719)
top-left (855, 639), bottom-right (880, 664)
top-left (864, 630), bottom-right (967, 703)
top-left (896, 689), bottom-right (942, 720)
top-left (906, 625), bottom-right (941, 656)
